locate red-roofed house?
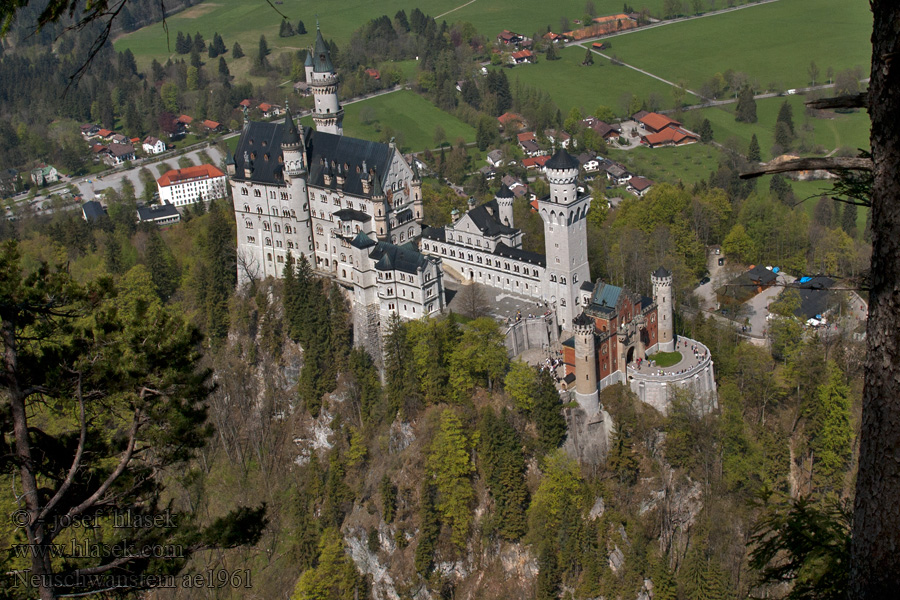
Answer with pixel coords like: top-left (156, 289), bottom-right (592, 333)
top-left (497, 112), bottom-right (526, 130)
top-left (257, 103), bottom-right (282, 118)
top-left (142, 136), bottom-right (166, 155)
top-left (522, 155), bottom-right (550, 169)
top-left (543, 32), bottom-right (568, 43)
top-left (156, 164), bottom-right (227, 207)
top-left (202, 119), bottom-right (223, 132)
top-left (97, 129), bottom-right (113, 139)
top-left (365, 68), bottom-right (380, 79)
top-left (239, 99), bottom-right (255, 109)
top-left (509, 49), bottom-right (534, 65)
top-left (517, 132), bottom-right (536, 143)
top-left (176, 114), bottom-right (193, 125)
top-left (638, 112), bottom-right (680, 133)
top-left (641, 127), bottom-right (699, 148)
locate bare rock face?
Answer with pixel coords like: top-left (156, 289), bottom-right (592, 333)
top-left (563, 405), bottom-right (612, 466)
top-left (389, 419), bottom-right (415, 454)
top-left (345, 528), bottom-right (402, 600)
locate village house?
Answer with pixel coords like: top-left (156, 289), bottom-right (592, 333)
top-left (479, 165), bottom-right (497, 181)
top-left (81, 200), bottom-right (107, 222)
top-left (716, 265), bottom-right (779, 306)
top-left (30, 165), bottom-right (59, 186)
top-left (497, 29), bottom-right (524, 45)
top-left (522, 155), bottom-right (550, 169)
top-left (293, 81), bottom-right (311, 96)
top-left (202, 119), bottom-right (224, 133)
top-left (157, 164), bottom-right (226, 207)
top-left (519, 139), bottom-right (543, 157)
top-left (257, 103), bottom-right (283, 118)
top-left (176, 114), bottom-right (193, 128)
top-left (509, 49), bottom-right (534, 65)
top-left (577, 153), bottom-right (603, 175)
top-left (545, 129), bottom-right (573, 149)
top-left (104, 143), bottom-right (135, 166)
top-left (604, 162), bottom-right (632, 184)
top-left (636, 112), bottom-right (699, 148)
top-left (626, 176), bottom-right (654, 196)
top-left (582, 117), bottom-right (621, 141)
top-left (96, 128), bottom-right (114, 140)
top-left (142, 136), bottom-right (166, 155)
top-left (497, 112), bottom-right (526, 131)
top-left (137, 203), bottom-right (182, 226)
top-left (486, 149), bottom-right (505, 168)
top-left (365, 68), bottom-right (380, 80)
top-left (80, 124), bottom-right (100, 139)
top-left (543, 32), bottom-right (568, 43)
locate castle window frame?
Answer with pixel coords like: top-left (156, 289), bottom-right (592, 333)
top-left (254, 189), bottom-right (261, 197)
top-left (241, 188), bottom-right (248, 196)
top-left (265, 238), bottom-right (272, 246)
top-left (263, 222), bottom-right (270, 231)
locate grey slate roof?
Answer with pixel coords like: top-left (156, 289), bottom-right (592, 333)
top-left (496, 183), bottom-right (515, 198)
top-left (369, 241), bottom-right (430, 274)
top-left (313, 27), bottom-right (334, 73)
top-left (493, 242), bottom-right (546, 267)
top-left (545, 148), bottom-right (580, 171)
top-left (137, 203), bottom-right (180, 222)
top-left (652, 266), bottom-right (671, 278)
top-left (232, 120), bottom-right (394, 198)
top-left (81, 200), bottom-right (106, 222)
top-left (789, 276), bottom-right (836, 320)
top-left (334, 208), bottom-right (372, 223)
top-left (464, 199), bottom-right (517, 237)
top-left (421, 226), bottom-right (446, 242)
top-left (350, 231), bottom-right (377, 249)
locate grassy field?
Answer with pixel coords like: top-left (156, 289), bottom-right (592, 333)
top-left (114, 0), bottom-right (667, 68)
top-left (649, 351), bottom-right (682, 367)
top-left (687, 95), bottom-right (871, 162)
top-left (297, 90), bottom-right (475, 153)
top-left (599, 0), bottom-right (871, 93)
top-left (606, 142), bottom-right (722, 186)
top-left (510, 45), bottom-right (683, 117)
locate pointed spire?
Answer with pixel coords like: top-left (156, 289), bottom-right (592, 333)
top-left (411, 158), bottom-right (420, 181)
top-left (313, 23), bottom-right (333, 73)
top-left (372, 169), bottom-right (384, 198)
top-left (225, 151), bottom-right (235, 165)
top-left (283, 107), bottom-right (300, 145)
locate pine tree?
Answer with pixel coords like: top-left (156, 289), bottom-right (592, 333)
top-left (582, 47), bottom-right (594, 65)
top-left (256, 35), bottom-right (270, 69)
top-left (213, 32), bottom-right (226, 55)
top-left (394, 10), bottom-right (409, 32)
top-left (232, 42), bottom-right (244, 59)
top-left (842, 201), bottom-right (859, 237)
top-left (735, 85), bottom-right (757, 123)
top-left (218, 56), bottom-right (230, 79)
top-left (414, 483), bottom-right (440, 576)
top-left (546, 42), bottom-right (559, 60)
top-left (607, 426), bottom-right (640, 484)
top-left (145, 231), bottom-right (179, 301)
top-left (426, 409), bottom-right (475, 549)
top-left (292, 528), bottom-right (366, 600)
top-left (533, 370), bottom-right (567, 452)
top-left (777, 99), bottom-right (795, 135)
top-left (296, 20), bottom-right (307, 34)
top-left (748, 133), bottom-right (761, 162)
top-left (535, 545), bottom-right (562, 600)
top-left (279, 20), bottom-right (295, 38)
top-left (698, 118), bottom-right (713, 142)
top-left (478, 408), bottom-right (528, 540)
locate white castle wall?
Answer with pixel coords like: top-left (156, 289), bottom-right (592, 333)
top-left (625, 337), bottom-right (716, 416)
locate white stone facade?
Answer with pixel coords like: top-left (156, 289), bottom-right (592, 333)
top-left (157, 165), bottom-right (227, 207)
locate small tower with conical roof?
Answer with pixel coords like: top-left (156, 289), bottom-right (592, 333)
top-left (652, 266), bottom-right (674, 351)
top-left (372, 171), bottom-right (389, 239)
top-left (411, 159), bottom-right (424, 223)
top-left (496, 183), bottom-right (515, 228)
top-left (573, 311), bottom-right (600, 415)
top-left (281, 108), bottom-right (306, 179)
top-left (536, 148), bottom-right (592, 329)
top-left (308, 25), bottom-right (343, 135)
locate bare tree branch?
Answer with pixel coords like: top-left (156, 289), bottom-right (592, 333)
top-left (806, 92), bottom-right (868, 110)
top-left (740, 157), bottom-right (873, 179)
top-left (39, 372), bottom-right (87, 521)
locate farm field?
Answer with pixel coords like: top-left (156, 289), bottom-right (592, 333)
top-left (510, 46), bottom-right (684, 118)
top-left (606, 142), bottom-right (722, 186)
top-left (299, 90), bottom-right (475, 153)
top-left (600, 0), bottom-right (871, 93)
top-left (687, 95), bottom-right (870, 162)
top-left (114, 0), bottom-right (668, 67)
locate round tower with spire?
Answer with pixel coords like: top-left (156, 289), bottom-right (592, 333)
top-left (496, 183), bottom-right (515, 228)
top-left (573, 311), bottom-right (600, 415)
top-left (308, 24), bottom-right (343, 135)
top-left (281, 108), bottom-right (306, 179)
top-left (411, 159), bottom-right (424, 223)
top-left (372, 170), bottom-right (388, 239)
top-left (652, 266), bottom-right (674, 351)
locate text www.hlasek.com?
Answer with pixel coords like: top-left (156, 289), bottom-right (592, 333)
top-left (10, 540), bottom-right (183, 559)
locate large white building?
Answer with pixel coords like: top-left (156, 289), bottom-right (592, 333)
top-left (157, 164), bottom-right (227, 207)
top-left (229, 26), bottom-right (441, 358)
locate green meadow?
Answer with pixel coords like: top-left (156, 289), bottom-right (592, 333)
top-left (606, 142), bottom-right (722, 186)
top-left (687, 95), bottom-right (870, 162)
top-left (510, 46), bottom-right (683, 117)
top-left (299, 90), bottom-right (475, 153)
top-left (598, 0), bottom-right (871, 93)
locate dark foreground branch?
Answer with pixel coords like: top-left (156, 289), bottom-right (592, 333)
top-left (806, 92), bottom-right (868, 110)
top-left (740, 157), bottom-right (873, 180)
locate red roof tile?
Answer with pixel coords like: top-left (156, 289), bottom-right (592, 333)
top-left (639, 112), bottom-right (680, 132)
top-left (156, 164), bottom-right (226, 188)
top-left (522, 155), bottom-right (550, 168)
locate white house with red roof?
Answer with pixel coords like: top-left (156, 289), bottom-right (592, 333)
top-left (156, 164), bottom-right (227, 207)
top-left (142, 136), bottom-right (166, 155)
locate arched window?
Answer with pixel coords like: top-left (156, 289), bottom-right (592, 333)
top-left (241, 188), bottom-right (248, 196)
top-left (256, 206), bottom-right (263, 214)
top-left (245, 220), bottom-right (252, 228)
top-left (243, 204), bottom-right (249, 212)
top-left (273, 223), bottom-right (281, 233)
top-left (408, 227), bottom-right (414, 238)
top-left (254, 189), bottom-right (261, 197)
top-left (265, 238), bottom-right (272, 246)
top-left (267, 253), bottom-right (272, 262)
top-left (263, 222), bottom-right (270, 231)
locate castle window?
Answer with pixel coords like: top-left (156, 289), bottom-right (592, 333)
top-left (263, 222), bottom-right (270, 231)
top-left (267, 253), bottom-right (272, 261)
top-left (288, 241), bottom-right (294, 249)
top-left (276, 241), bottom-right (282, 248)
top-left (561, 277), bottom-right (566, 284)
top-left (273, 223), bottom-right (281, 233)
top-left (561, 299), bottom-right (566, 306)
top-left (265, 238), bottom-right (272, 246)
top-left (256, 206), bottom-right (263, 214)
top-left (254, 189), bottom-right (261, 197)
top-left (245, 220), bottom-right (252, 228)
top-left (277, 255), bottom-right (284, 263)
top-left (286, 225), bottom-right (293, 234)
top-left (247, 236), bottom-right (255, 243)
top-left (241, 189), bottom-right (248, 196)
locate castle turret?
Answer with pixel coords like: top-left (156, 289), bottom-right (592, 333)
top-left (573, 311), bottom-right (600, 415)
top-left (536, 148), bottom-right (592, 329)
top-left (282, 108), bottom-right (306, 179)
top-left (411, 159), bottom-right (423, 223)
top-left (372, 171), bottom-right (388, 239)
top-left (225, 151), bottom-right (235, 177)
top-left (496, 183), bottom-right (515, 228)
top-left (309, 25), bottom-right (343, 135)
top-left (304, 51), bottom-right (314, 86)
top-left (652, 266), bottom-right (674, 351)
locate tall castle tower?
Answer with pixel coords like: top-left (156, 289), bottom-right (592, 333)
top-left (572, 311), bottom-right (600, 415)
top-left (652, 266), bottom-right (674, 351)
top-left (537, 149), bottom-right (592, 329)
top-left (308, 25), bottom-right (343, 135)
top-left (496, 183), bottom-right (515, 228)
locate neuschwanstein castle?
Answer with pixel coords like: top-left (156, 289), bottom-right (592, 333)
top-left (230, 27), bottom-right (715, 413)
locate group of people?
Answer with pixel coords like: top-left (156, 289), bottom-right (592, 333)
top-left (682, 340), bottom-right (708, 362)
top-left (540, 352), bottom-right (563, 383)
